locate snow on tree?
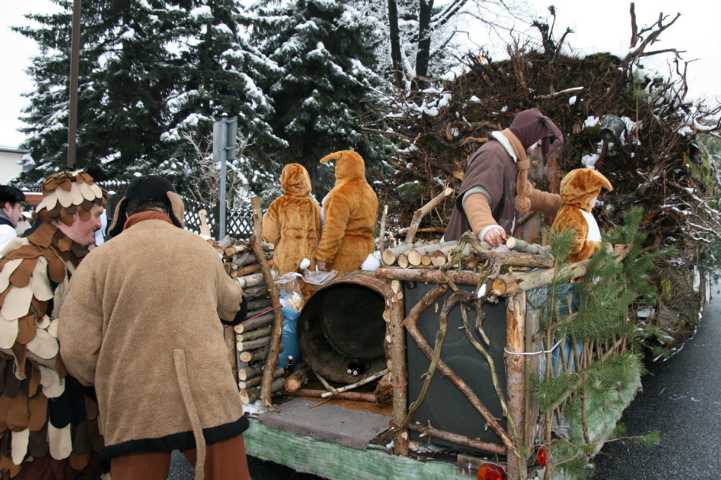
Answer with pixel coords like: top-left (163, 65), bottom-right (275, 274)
top-left (156, 0), bottom-right (287, 201)
top-left (15, 0), bottom-right (282, 202)
top-left (362, 0), bottom-right (524, 90)
top-left (248, 0), bottom-right (391, 190)
top-left (16, 1), bottom-right (193, 181)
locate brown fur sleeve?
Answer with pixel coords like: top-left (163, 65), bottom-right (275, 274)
top-left (528, 183), bottom-right (562, 221)
top-left (57, 261), bottom-right (102, 387)
top-left (214, 248), bottom-right (244, 323)
top-left (262, 199), bottom-right (282, 245)
top-left (315, 193), bottom-right (351, 265)
top-left (551, 206), bottom-right (588, 261)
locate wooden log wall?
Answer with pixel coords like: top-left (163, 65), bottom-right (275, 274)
top-left (207, 225), bottom-right (283, 406)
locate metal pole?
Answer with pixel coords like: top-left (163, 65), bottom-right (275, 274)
top-left (67, 0), bottom-right (82, 168)
top-left (213, 119), bottom-right (227, 240)
top-left (220, 116), bottom-right (237, 240)
top-left (219, 122), bottom-right (227, 240)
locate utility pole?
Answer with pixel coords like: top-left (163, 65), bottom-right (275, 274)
top-left (67, 0), bottom-right (82, 168)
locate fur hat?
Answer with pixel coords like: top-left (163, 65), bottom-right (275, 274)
top-left (560, 168), bottom-right (613, 211)
top-left (34, 171), bottom-right (105, 226)
top-left (107, 176), bottom-right (185, 238)
top-left (319, 150), bottom-right (366, 183)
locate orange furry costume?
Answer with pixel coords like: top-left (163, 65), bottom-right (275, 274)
top-left (262, 163), bottom-right (321, 274)
top-left (551, 168), bottom-right (613, 262)
top-left (314, 151), bottom-right (379, 274)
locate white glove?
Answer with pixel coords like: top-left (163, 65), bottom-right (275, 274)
top-left (479, 225), bottom-right (507, 247)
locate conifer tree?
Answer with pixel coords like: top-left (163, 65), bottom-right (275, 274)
top-left (249, 0), bottom-right (389, 189)
top-left (16, 0), bottom-right (281, 197)
top-left (157, 0), bottom-right (286, 198)
top-left (16, 0), bottom-right (189, 180)
top-left (536, 208), bottom-right (660, 476)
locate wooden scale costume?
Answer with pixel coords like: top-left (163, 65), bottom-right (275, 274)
top-left (0, 172), bottom-right (105, 479)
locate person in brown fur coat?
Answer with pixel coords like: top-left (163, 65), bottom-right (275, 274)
top-left (551, 168), bottom-right (613, 262)
top-left (58, 176), bottom-right (250, 480)
top-left (314, 150), bottom-right (378, 274)
top-left (262, 163), bottom-right (321, 274)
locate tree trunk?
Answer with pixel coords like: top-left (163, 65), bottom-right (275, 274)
top-left (414, 0), bottom-right (434, 87)
top-left (387, 0), bottom-right (404, 87)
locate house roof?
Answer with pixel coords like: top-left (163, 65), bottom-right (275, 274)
top-left (0, 146), bottom-right (28, 155)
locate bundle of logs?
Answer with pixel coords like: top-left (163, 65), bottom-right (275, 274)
top-left (380, 237), bottom-right (554, 271)
top-left (210, 237), bottom-right (285, 404)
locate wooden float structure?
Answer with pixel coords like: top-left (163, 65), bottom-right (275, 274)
top-left (214, 194), bottom-right (642, 479)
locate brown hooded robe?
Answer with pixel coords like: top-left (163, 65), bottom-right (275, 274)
top-left (445, 108), bottom-right (564, 240)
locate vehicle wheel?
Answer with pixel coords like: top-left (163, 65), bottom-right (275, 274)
top-left (248, 456), bottom-right (298, 479)
top-left (247, 456), bottom-right (326, 479)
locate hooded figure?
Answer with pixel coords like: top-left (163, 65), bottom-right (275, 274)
top-left (551, 168), bottom-right (613, 262)
top-left (262, 163), bottom-right (321, 274)
top-left (314, 150), bottom-right (378, 274)
top-left (445, 108), bottom-right (564, 246)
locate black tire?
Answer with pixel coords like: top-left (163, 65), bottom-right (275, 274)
top-left (248, 456), bottom-right (326, 480)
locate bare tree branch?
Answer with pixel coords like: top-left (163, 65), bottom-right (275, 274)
top-left (629, 2), bottom-right (638, 48)
top-left (624, 10), bottom-right (682, 69)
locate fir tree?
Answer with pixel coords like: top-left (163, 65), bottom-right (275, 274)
top-left (16, 0), bottom-right (281, 199)
top-left (536, 208), bottom-right (660, 476)
top-left (16, 1), bottom-right (192, 180)
top-left (157, 0), bottom-right (286, 199)
top-left (249, 0), bottom-right (390, 190)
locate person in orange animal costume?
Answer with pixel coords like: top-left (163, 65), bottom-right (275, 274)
top-left (551, 168), bottom-right (613, 262)
top-left (314, 150), bottom-right (378, 274)
top-left (262, 163), bottom-right (321, 274)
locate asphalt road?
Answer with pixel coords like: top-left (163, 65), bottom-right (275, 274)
top-left (167, 445), bottom-right (322, 479)
top-left (594, 283), bottom-right (721, 479)
top-left (167, 451), bottom-right (192, 480)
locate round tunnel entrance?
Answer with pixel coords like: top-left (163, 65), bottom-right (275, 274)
top-left (299, 275), bottom-right (388, 384)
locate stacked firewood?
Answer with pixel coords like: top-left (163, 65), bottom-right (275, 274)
top-left (210, 238), bottom-right (286, 404)
top-left (380, 237), bottom-right (554, 271)
top-left (381, 240), bottom-right (458, 268)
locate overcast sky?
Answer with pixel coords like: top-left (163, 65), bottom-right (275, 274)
top-left (1, 0), bottom-right (719, 149)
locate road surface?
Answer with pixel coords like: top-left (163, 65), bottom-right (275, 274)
top-left (594, 283), bottom-right (721, 479)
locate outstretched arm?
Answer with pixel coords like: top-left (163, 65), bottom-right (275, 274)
top-left (463, 191), bottom-right (506, 246)
top-left (528, 183), bottom-right (562, 221)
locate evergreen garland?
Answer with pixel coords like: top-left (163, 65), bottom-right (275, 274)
top-left (536, 207), bottom-right (661, 477)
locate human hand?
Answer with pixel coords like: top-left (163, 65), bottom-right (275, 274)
top-left (481, 226), bottom-right (507, 247)
top-left (234, 297), bottom-right (248, 323)
top-left (316, 261), bottom-right (327, 272)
